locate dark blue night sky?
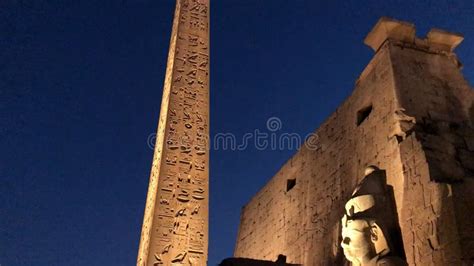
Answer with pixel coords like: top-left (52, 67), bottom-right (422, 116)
top-left (1, 0), bottom-right (473, 265)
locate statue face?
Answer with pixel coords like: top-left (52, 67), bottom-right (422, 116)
top-left (341, 217), bottom-right (374, 264)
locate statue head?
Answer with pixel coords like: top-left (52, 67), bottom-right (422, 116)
top-left (340, 167), bottom-right (394, 266)
top-left (341, 199), bottom-right (389, 265)
top-left (341, 217), bottom-right (373, 264)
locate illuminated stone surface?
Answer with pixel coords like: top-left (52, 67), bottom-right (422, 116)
top-left (341, 169), bottom-right (407, 266)
top-left (234, 18), bottom-right (474, 265)
top-left (137, 0), bottom-right (209, 265)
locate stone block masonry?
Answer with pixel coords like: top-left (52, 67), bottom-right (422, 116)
top-left (234, 17), bottom-right (474, 265)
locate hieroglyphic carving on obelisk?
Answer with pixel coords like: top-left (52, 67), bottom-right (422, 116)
top-left (137, 0), bottom-right (209, 265)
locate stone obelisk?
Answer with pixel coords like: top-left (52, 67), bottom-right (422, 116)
top-left (137, 0), bottom-right (209, 265)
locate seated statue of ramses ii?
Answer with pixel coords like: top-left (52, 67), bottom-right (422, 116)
top-left (341, 167), bottom-right (407, 266)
